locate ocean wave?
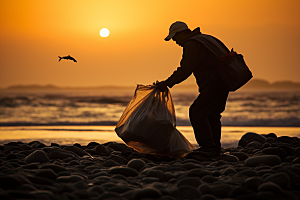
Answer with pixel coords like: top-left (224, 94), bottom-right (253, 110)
top-left (2, 116), bottom-right (300, 127)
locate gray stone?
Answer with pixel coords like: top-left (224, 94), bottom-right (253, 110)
top-left (201, 175), bottom-right (218, 183)
top-left (257, 181), bottom-right (282, 192)
top-left (36, 169), bottom-right (57, 180)
top-left (56, 175), bottom-right (84, 182)
top-left (47, 149), bottom-right (76, 159)
top-left (64, 146), bottom-right (89, 157)
top-left (222, 167), bottom-right (237, 175)
top-left (40, 164), bottom-right (68, 173)
top-left (94, 144), bottom-right (108, 154)
top-left (87, 185), bottom-right (105, 194)
top-left (25, 150), bottom-right (49, 163)
top-left (245, 155), bottom-right (281, 167)
top-left (229, 152), bottom-right (249, 161)
top-left (102, 159), bottom-right (119, 167)
top-left (187, 168), bottom-right (212, 178)
top-left (246, 141), bottom-right (262, 148)
top-left (264, 172), bottom-right (290, 188)
top-left (127, 159), bottom-right (146, 171)
top-left (109, 166), bottom-right (139, 177)
top-left (241, 132), bottom-right (267, 143)
top-left (133, 187), bottom-right (162, 199)
top-left (216, 154), bottom-right (239, 162)
top-left (177, 177), bottom-right (202, 188)
top-left (177, 185), bottom-right (202, 199)
top-left (209, 184), bottom-right (232, 198)
top-left (198, 183), bottom-right (210, 195)
top-left (200, 194), bottom-right (217, 200)
top-left (145, 169), bottom-right (166, 182)
top-left (244, 176), bottom-right (264, 191)
top-left (261, 147), bottom-right (286, 158)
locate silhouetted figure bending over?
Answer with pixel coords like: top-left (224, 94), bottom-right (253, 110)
top-left (58, 55), bottom-right (77, 62)
top-left (156, 21), bottom-right (230, 158)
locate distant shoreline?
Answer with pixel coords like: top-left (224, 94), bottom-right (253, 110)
top-left (1, 79), bottom-right (300, 91)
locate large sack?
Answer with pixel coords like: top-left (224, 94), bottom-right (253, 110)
top-left (115, 85), bottom-right (195, 158)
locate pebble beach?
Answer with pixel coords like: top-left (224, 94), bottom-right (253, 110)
top-left (1, 132), bottom-right (300, 200)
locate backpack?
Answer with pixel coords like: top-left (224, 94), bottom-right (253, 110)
top-left (190, 34), bottom-right (253, 91)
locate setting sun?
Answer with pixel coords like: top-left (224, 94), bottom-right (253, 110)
top-left (100, 28), bottom-right (110, 37)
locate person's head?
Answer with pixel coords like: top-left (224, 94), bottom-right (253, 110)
top-left (165, 21), bottom-right (191, 47)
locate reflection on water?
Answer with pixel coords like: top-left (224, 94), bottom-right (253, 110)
top-left (1, 126), bottom-right (300, 148)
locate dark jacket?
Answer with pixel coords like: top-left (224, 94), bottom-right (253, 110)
top-left (165, 27), bottom-right (228, 92)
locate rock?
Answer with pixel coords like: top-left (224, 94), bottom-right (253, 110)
top-left (25, 150), bottom-right (49, 163)
top-left (264, 172), bottom-right (290, 188)
top-left (244, 176), bottom-right (264, 191)
top-left (87, 185), bottom-right (105, 194)
top-left (29, 141), bottom-right (46, 148)
top-left (238, 138), bottom-right (249, 147)
top-left (108, 185), bottom-right (133, 193)
top-left (177, 185), bottom-right (202, 200)
top-left (73, 189), bottom-right (89, 199)
top-left (237, 169), bottom-right (258, 177)
top-left (87, 141), bottom-right (101, 148)
top-left (141, 177), bottom-right (160, 183)
top-left (245, 155), bottom-right (281, 167)
top-left (133, 187), bottom-right (162, 199)
top-left (40, 164), bottom-right (68, 174)
top-left (200, 194), bottom-right (217, 200)
top-left (109, 166), bottom-right (139, 177)
top-left (145, 170), bottom-right (166, 182)
top-left (177, 177), bottom-right (202, 188)
top-left (5, 153), bottom-right (19, 160)
top-left (265, 133), bottom-right (277, 139)
top-left (201, 175), bottom-right (218, 183)
top-left (47, 149), bottom-right (76, 159)
top-left (216, 154), bottom-right (239, 162)
top-left (107, 155), bottom-right (128, 165)
top-left (257, 181), bottom-right (282, 192)
top-left (198, 183), bottom-right (210, 195)
top-left (209, 184), bottom-right (232, 198)
top-left (22, 163), bottom-right (39, 169)
top-left (56, 175), bottom-right (84, 183)
top-left (64, 146), bottom-right (89, 157)
top-left (229, 152), bottom-right (249, 161)
top-left (0, 175), bottom-right (30, 189)
top-left (245, 141), bottom-right (262, 148)
top-left (36, 169), bottom-right (57, 180)
top-left (187, 169), bottom-right (211, 178)
top-left (261, 147), bottom-right (286, 158)
top-left (102, 159), bottom-right (119, 167)
top-left (94, 144), bottom-right (108, 155)
top-left (221, 167), bottom-right (237, 175)
top-left (127, 159), bottom-right (146, 171)
top-left (107, 142), bottom-right (132, 152)
top-left (241, 132), bottom-right (267, 143)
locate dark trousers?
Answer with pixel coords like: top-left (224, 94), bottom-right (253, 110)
top-left (189, 81), bottom-right (229, 151)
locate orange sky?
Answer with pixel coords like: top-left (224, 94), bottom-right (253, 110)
top-left (0, 0), bottom-right (299, 88)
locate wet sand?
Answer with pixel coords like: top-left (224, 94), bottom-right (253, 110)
top-left (1, 132), bottom-right (300, 200)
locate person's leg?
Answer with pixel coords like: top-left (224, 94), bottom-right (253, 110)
top-left (207, 91), bottom-right (228, 152)
top-left (189, 86), bottom-right (228, 151)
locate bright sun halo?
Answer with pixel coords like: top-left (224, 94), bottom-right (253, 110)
top-left (100, 28), bottom-right (110, 37)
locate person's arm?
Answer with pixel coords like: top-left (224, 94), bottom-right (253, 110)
top-left (164, 40), bottom-right (207, 88)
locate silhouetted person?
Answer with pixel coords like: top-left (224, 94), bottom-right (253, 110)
top-left (58, 55), bottom-right (77, 62)
top-left (156, 21), bottom-right (230, 157)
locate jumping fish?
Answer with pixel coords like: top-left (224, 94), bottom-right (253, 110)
top-left (58, 55), bottom-right (77, 62)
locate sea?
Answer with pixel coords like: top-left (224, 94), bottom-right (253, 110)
top-left (1, 88), bottom-right (300, 148)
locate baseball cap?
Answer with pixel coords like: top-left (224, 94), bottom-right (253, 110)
top-left (164, 21), bottom-right (189, 41)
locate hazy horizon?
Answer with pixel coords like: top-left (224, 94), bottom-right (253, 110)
top-left (1, 78), bottom-right (300, 91)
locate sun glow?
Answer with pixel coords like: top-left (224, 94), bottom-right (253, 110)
top-left (99, 28), bottom-right (110, 37)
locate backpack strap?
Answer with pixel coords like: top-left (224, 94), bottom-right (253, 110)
top-left (189, 34), bottom-right (229, 58)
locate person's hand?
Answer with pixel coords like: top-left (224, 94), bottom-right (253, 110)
top-left (156, 81), bottom-right (168, 92)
